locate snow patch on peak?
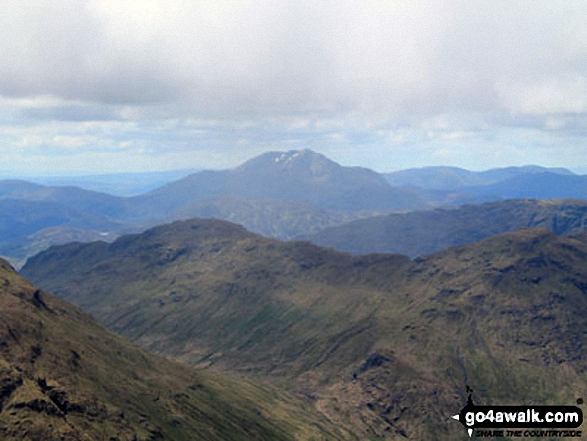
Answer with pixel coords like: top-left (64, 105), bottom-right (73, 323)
top-left (274, 153), bottom-right (288, 163)
top-left (274, 151), bottom-right (303, 165)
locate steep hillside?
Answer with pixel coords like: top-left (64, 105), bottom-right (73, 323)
top-left (0, 259), bottom-right (353, 440)
top-left (21, 219), bottom-right (408, 379)
top-left (302, 199), bottom-right (587, 256)
top-left (21, 219), bottom-right (587, 439)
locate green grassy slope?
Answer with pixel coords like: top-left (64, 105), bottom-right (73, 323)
top-left (22, 220), bottom-right (587, 439)
top-left (0, 258), bottom-right (354, 440)
top-left (22, 220), bottom-right (410, 379)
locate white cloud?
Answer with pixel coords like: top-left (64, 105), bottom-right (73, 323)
top-left (52, 135), bottom-right (98, 148)
top-left (498, 74), bottom-right (587, 115)
top-left (432, 148), bottom-right (451, 158)
top-left (440, 131), bottom-right (471, 141)
top-left (1, 0), bottom-right (584, 116)
top-left (0, 0), bottom-right (586, 173)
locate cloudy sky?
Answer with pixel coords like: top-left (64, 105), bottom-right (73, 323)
top-left (1, 0), bottom-right (586, 176)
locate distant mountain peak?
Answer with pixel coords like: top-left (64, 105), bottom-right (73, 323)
top-left (230, 149), bottom-right (352, 183)
top-left (237, 148), bottom-right (333, 171)
top-left (138, 148), bottom-right (428, 213)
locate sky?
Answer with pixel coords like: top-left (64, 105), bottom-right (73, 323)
top-left (1, 0), bottom-right (586, 176)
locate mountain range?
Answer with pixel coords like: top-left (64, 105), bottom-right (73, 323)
top-left (25, 169), bottom-right (199, 197)
top-left (0, 150), bottom-right (426, 265)
top-left (126, 149), bottom-right (431, 219)
top-left (2, 149), bottom-right (586, 267)
top-left (21, 218), bottom-right (587, 440)
top-left (461, 172), bottom-right (587, 201)
top-left (383, 165), bottom-right (574, 190)
top-left (0, 180), bottom-right (127, 253)
top-left (301, 199), bottom-right (587, 256)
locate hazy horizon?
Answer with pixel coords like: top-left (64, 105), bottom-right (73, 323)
top-left (0, 148), bottom-right (585, 181)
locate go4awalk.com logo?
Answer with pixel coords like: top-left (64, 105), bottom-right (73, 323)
top-left (451, 387), bottom-right (584, 438)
